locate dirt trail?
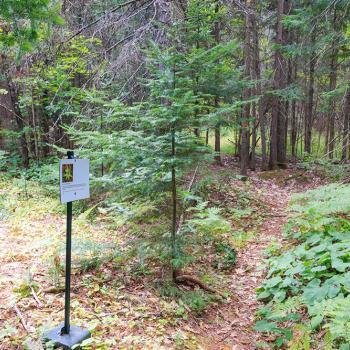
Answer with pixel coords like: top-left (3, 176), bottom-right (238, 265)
top-left (193, 170), bottom-right (322, 350)
top-left (0, 170), bottom-right (323, 349)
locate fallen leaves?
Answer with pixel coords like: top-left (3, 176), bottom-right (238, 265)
top-left (0, 169), bottom-right (322, 349)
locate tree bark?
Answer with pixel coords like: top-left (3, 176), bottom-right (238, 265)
top-left (8, 80), bottom-right (29, 168)
top-left (327, 8), bottom-right (338, 159)
top-left (248, 0), bottom-right (262, 171)
top-left (342, 83), bottom-right (350, 160)
top-left (327, 36), bottom-right (338, 159)
top-left (269, 0), bottom-right (291, 169)
top-left (250, 102), bottom-right (257, 171)
top-left (241, 0), bottom-right (252, 175)
top-left (304, 32), bottom-right (316, 154)
top-left (0, 81), bottom-right (14, 150)
top-left (290, 59), bottom-right (298, 161)
top-left (213, 1), bottom-right (221, 164)
top-left (270, 0), bottom-right (283, 169)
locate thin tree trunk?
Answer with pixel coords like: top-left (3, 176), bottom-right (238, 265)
top-left (31, 88), bottom-right (39, 163)
top-left (277, 0), bottom-right (291, 168)
top-left (171, 126), bottom-right (177, 281)
top-left (327, 9), bottom-right (338, 159)
top-left (8, 81), bottom-right (29, 168)
top-left (304, 33), bottom-right (316, 154)
top-left (291, 59), bottom-right (298, 161)
top-left (269, 0), bottom-right (290, 169)
top-left (213, 1), bottom-right (221, 164)
top-left (249, 0), bottom-right (262, 171)
top-left (214, 115), bottom-right (221, 164)
top-left (269, 0), bottom-right (283, 169)
top-left (291, 101), bottom-right (297, 161)
top-left (250, 103), bottom-right (257, 171)
top-left (342, 84), bottom-right (350, 160)
top-left (241, 0), bottom-right (252, 175)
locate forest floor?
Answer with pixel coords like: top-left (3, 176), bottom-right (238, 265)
top-left (0, 166), bottom-right (324, 350)
top-left (192, 167), bottom-right (324, 349)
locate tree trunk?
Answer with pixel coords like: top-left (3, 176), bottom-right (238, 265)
top-left (327, 9), bottom-right (338, 159)
top-left (214, 117), bottom-right (221, 164)
top-left (304, 33), bottom-right (316, 154)
top-left (290, 60), bottom-right (298, 161)
top-left (278, 0), bottom-right (291, 168)
top-left (327, 47), bottom-right (338, 159)
top-left (8, 80), bottom-right (29, 168)
top-left (250, 102), bottom-right (257, 171)
top-left (270, 0), bottom-right (284, 169)
top-left (241, 0), bottom-right (252, 176)
top-left (213, 1), bottom-right (221, 165)
top-left (0, 80), bottom-right (14, 150)
top-left (342, 84), bottom-right (350, 160)
top-left (248, 0), bottom-right (262, 171)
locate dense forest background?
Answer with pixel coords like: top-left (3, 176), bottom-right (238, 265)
top-left (3, 1), bottom-right (350, 349)
top-left (2, 0), bottom-right (350, 172)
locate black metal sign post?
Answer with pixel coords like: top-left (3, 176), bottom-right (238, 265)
top-left (44, 151), bottom-right (90, 349)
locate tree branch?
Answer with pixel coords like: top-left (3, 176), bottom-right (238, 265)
top-left (63, 0), bottom-right (152, 43)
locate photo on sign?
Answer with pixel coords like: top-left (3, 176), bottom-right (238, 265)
top-left (62, 164), bottom-right (74, 183)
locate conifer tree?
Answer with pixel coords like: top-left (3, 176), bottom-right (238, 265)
top-left (0, 0), bottom-right (63, 53)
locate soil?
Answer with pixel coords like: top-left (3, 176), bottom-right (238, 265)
top-left (187, 169), bottom-right (324, 349)
top-left (0, 168), bottom-right (324, 350)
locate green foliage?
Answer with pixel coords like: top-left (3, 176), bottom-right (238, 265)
top-left (0, 324), bottom-right (16, 341)
top-left (186, 202), bottom-right (231, 237)
top-left (63, 2), bottom-right (242, 277)
top-left (160, 281), bottom-right (217, 315)
top-left (0, 150), bottom-right (7, 170)
top-left (256, 183), bottom-right (350, 347)
top-left (287, 324), bottom-right (311, 350)
top-left (231, 230), bottom-right (256, 249)
top-left (0, 150), bottom-right (23, 178)
top-left (0, 0), bottom-right (63, 54)
top-left (71, 238), bottom-right (119, 272)
top-left (19, 35), bottom-right (101, 124)
top-left (214, 242), bottom-right (237, 270)
top-left (308, 295), bottom-right (350, 345)
top-left (298, 160), bottom-right (350, 181)
top-left (13, 281), bottom-right (39, 298)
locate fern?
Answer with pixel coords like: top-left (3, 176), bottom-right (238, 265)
top-left (309, 295), bottom-right (350, 343)
top-left (256, 184), bottom-right (350, 347)
top-left (290, 184), bottom-right (350, 217)
top-left (186, 203), bottom-right (231, 236)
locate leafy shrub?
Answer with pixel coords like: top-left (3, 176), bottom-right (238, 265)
top-left (0, 150), bottom-right (7, 170)
top-left (20, 160), bottom-right (59, 196)
top-left (256, 184), bottom-right (350, 347)
top-left (0, 150), bottom-right (22, 178)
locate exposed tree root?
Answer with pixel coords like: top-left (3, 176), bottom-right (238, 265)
top-left (175, 274), bottom-right (225, 298)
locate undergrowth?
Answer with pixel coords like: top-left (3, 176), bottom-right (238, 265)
top-left (0, 164), bottom-right (267, 348)
top-left (298, 159), bottom-right (350, 182)
top-left (256, 183), bottom-right (350, 348)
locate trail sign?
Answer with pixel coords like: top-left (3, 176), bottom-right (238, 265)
top-left (45, 152), bottom-right (91, 349)
top-left (60, 158), bottom-right (90, 203)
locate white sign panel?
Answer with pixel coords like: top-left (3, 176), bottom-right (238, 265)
top-left (60, 159), bottom-right (90, 203)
